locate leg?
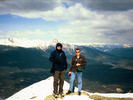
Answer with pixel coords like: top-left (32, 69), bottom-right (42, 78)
top-left (72, 79), bottom-right (76, 92)
top-left (69, 72), bottom-right (76, 91)
top-left (53, 71), bottom-right (59, 94)
top-left (77, 72), bottom-right (82, 92)
top-left (59, 71), bottom-right (64, 94)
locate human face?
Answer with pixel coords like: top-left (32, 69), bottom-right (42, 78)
top-left (57, 46), bottom-right (62, 50)
top-left (75, 50), bottom-right (80, 56)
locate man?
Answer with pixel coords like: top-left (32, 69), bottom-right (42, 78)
top-left (49, 43), bottom-right (67, 98)
top-left (66, 48), bottom-right (87, 95)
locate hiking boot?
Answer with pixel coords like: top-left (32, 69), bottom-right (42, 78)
top-left (60, 93), bottom-right (64, 97)
top-left (53, 93), bottom-right (58, 98)
top-left (66, 90), bottom-right (72, 95)
top-left (78, 91), bottom-right (81, 95)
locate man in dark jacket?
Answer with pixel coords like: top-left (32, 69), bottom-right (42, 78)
top-left (66, 48), bottom-right (87, 95)
top-left (49, 43), bottom-right (67, 98)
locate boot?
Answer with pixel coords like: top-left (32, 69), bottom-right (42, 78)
top-left (66, 90), bottom-right (72, 95)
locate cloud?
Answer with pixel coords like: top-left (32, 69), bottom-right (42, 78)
top-left (7, 3), bottom-right (89, 21)
top-left (0, 0), bottom-right (133, 44)
top-left (7, 29), bottom-right (46, 38)
top-left (46, 5), bottom-right (133, 44)
top-left (64, 0), bottom-right (133, 11)
top-left (0, 30), bottom-right (10, 39)
top-left (0, 0), bottom-right (60, 14)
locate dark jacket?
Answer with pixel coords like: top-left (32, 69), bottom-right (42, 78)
top-left (49, 49), bottom-right (67, 71)
top-left (69, 55), bottom-right (87, 72)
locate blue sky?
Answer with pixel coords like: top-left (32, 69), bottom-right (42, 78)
top-left (0, 14), bottom-right (66, 31)
top-left (0, 0), bottom-right (133, 45)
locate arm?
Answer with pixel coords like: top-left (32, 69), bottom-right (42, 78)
top-left (49, 51), bottom-right (56, 63)
top-left (63, 52), bottom-right (68, 70)
top-left (69, 57), bottom-right (75, 72)
top-left (80, 56), bottom-right (87, 67)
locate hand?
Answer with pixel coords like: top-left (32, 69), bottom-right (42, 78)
top-left (68, 72), bottom-right (71, 76)
top-left (76, 63), bottom-right (80, 66)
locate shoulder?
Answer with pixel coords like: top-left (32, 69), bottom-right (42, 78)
top-left (61, 50), bottom-right (66, 55)
top-left (80, 55), bottom-right (86, 59)
top-left (72, 56), bottom-right (76, 59)
top-left (52, 50), bottom-right (56, 53)
top-left (61, 50), bottom-right (66, 54)
top-left (51, 50), bottom-right (57, 55)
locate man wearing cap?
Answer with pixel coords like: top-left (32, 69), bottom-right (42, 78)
top-left (49, 43), bottom-right (67, 98)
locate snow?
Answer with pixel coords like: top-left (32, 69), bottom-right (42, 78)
top-left (6, 77), bottom-right (64, 100)
top-left (63, 95), bottom-right (92, 100)
top-left (5, 76), bottom-right (92, 100)
top-left (0, 38), bottom-right (49, 49)
top-left (93, 93), bottom-right (133, 98)
top-left (0, 38), bottom-right (128, 49)
top-left (6, 76), bottom-right (133, 100)
top-left (0, 38), bottom-right (76, 52)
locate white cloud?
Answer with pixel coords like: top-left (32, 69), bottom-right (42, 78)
top-left (24, 3), bottom-right (132, 44)
top-left (0, 0), bottom-right (133, 44)
top-left (9, 29), bottom-right (44, 35)
top-left (11, 3), bottom-right (89, 21)
top-left (6, 29), bottom-right (50, 40)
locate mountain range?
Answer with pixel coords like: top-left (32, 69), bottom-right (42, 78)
top-left (0, 38), bottom-right (133, 99)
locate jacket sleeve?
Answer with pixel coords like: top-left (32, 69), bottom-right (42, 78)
top-left (80, 56), bottom-right (87, 67)
top-left (62, 51), bottom-right (67, 70)
top-left (64, 54), bottom-right (68, 70)
top-left (49, 51), bottom-right (56, 63)
top-left (69, 57), bottom-right (75, 72)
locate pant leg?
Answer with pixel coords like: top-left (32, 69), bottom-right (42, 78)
top-left (69, 72), bottom-right (76, 91)
top-left (77, 72), bottom-right (82, 92)
top-left (53, 71), bottom-right (60, 94)
top-left (59, 71), bottom-right (64, 94)
top-left (72, 79), bottom-right (76, 92)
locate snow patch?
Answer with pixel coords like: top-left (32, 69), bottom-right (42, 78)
top-left (6, 76), bottom-right (133, 100)
top-left (93, 93), bottom-right (133, 98)
top-left (6, 76), bottom-right (70, 100)
top-left (63, 95), bottom-right (92, 100)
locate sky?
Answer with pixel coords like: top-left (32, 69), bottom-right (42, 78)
top-left (0, 0), bottom-right (133, 45)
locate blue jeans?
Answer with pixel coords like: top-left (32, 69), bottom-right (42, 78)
top-left (69, 72), bottom-right (82, 92)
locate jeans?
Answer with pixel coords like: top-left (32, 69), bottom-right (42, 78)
top-left (69, 72), bottom-right (82, 92)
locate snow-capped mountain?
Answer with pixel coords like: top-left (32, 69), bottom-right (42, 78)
top-left (0, 38), bottom-right (131, 50)
top-left (0, 38), bottom-right (76, 53)
top-left (0, 38), bottom-right (133, 56)
top-left (0, 38), bottom-right (50, 49)
top-left (6, 76), bottom-right (133, 100)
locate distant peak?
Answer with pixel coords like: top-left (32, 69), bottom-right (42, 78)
top-left (8, 37), bottom-right (14, 43)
